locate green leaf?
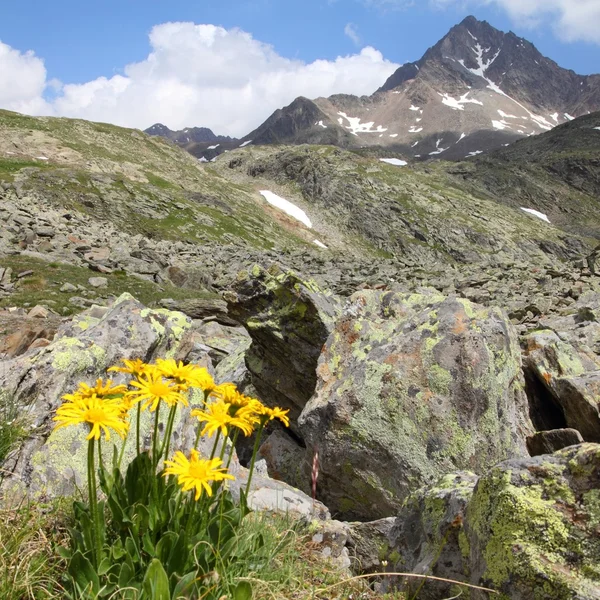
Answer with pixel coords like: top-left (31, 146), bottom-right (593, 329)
top-left (142, 559), bottom-right (171, 600)
top-left (155, 532), bottom-right (177, 564)
top-left (118, 561), bottom-right (134, 589)
top-left (233, 581), bottom-right (253, 600)
top-left (68, 550), bottom-right (100, 596)
top-left (172, 571), bottom-right (198, 599)
top-left (126, 452), bottom-right (152, 505)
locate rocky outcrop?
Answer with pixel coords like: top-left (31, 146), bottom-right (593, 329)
top-left (468, 444), bottom-right (600, 599)
top-left (523, 326), bottom-right (600, 442)
top-left (224, 265), bottom-right (341, 425)
top-left (0, 294), bottom-right (195, 497)
top-left (388, 472), bottom-right (478, 599)
top-left (299, 288), bottom-right (533, 519)
top-left (386, 444), bottom-right (600, 600)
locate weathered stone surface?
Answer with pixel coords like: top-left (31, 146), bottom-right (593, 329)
top-left (467, 444), bottom-right (600, 599)
top-left (523, 329), bottom-right (600, 441)
top-left (346, 517), bottom-right (396, 574)
top-left (526, 428), bottom-right (584, 457)
top-left (258, 429), bottom-right (308, 492)
top-left (0, 293), bottom-right (194, 498)
top-left (224, 265), bottom-right (341, 425)
top-left (386, 445), bottom-right (600, 599)
top-left (299, 288), bottom-right (533, 519)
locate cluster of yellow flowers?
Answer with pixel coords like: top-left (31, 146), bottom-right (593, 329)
top-left (53, 358), bottom-right (290, 501)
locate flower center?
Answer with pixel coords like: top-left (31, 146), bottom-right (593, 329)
top-left (188, 463), bottom-right (208, 480)
top-left (84, 408), bottom-right (107, 424)
top-left (149, 381), bottom-right (172, 397)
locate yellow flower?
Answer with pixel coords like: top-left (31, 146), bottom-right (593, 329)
top-left (164, 449), bottom-right (235, 500)
top-left (191, 400), bottom-right (255, 437)
top-left (155, 359), bottom-right (214, 392)
top-left (61, 379), bottom-right (127, 403)
top-left (108, 358), bottom-right (150, 378)
top-left (213, 383), bottom-right (247, 406)
top-left (258, 405), bottom-right (291, 428)
top-left (53, 394), bottom-right (129, 441)
top-left (127, 371), bottom-right (188, 412)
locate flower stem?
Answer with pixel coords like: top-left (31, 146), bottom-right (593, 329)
top-left (135, 403), bottom-right (141, 456)
top-left (151, 403), bottom-right (161, 469)
top-left (87, 438), bottom-right (101, 568)
top-left (117, 434), bottom-right (127, 472)
top-left (160, 404), bottom-right (177, 463)
top-left (244, 423), bottom-right (265, 498)
top-left (226, 430), bottom-right (240, 470)
top-left (209, 430), bottom-right (221, 460)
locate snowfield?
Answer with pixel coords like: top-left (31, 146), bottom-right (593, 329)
top-left (520, 208), bottom-right (551, 223)
top-left (259, 190), bottom-right (312, 228)
top-left (380, 158), bottom-right (407, 166)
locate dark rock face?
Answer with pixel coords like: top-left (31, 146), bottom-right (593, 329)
top-left (224, 265), bottom-right (341, 426)
top-left (298, 288), bottom-right (533, 520)
top-left (242, 96), bottom-right (355, 147)
top-left (523, 328), bottom-right (600, 442)
top-left (526, 428), bottom-right (584, 457)
top-left (145, 123), bottom-right (234, 145)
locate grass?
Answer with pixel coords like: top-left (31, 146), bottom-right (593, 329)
top-left (0, 255), bottom-right (218, 315)
top-left (0, 502), bottom-right (68, 600)
top-left (0, 392), bottom-right (28, 471)
top-left (0, 502), bottom-right (404, 600)
top-left (0, 158), bottom-right (51, 182)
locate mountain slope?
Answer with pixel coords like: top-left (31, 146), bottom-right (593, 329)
top-left (234, 16), bottom-right (600, 161)
top-left (0, 109), bottom-right (598, 324)
top-left (445, 111), bottom-right (600, 238)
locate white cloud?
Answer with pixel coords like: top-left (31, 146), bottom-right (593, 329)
top-left (435, 0), bottom-right (600, 44)
top-left (0, 23), bottom-right (399, 137)
top-left (344, 22), bottom-right (362, 45)
top-left (0, 40), bottom-right (50, 114)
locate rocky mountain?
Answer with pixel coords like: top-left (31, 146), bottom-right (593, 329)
top-left (236, 15), bottom-right (600, 161)
top-left (1, 107), bottom-right (600, 599)
top-left (145, 122), bottom-right (240, 162)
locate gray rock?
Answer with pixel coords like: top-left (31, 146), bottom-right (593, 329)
top-left (526, 428), bottom-right (584, 456)
top-left (60, 282), bottom-right (77, 293)
top-left (299, 288), bottom-right (533, 519)
top-left (224, 265), bottom-right (341, 426)
top-left (88, 276), bottom-right (108, 288)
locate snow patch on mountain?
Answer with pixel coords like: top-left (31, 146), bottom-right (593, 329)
top-left (337, 111), bottom-right (388, 135)
top-left (259, 190), bottom-right (312, 228)
top-left (520, 208), bottom-right (551, 223)
top-left (429, 139), bottom-right (449, 156)
top-left (380, 158), bottom-right (407, 166)
top-left (439, 92), bottom-right (483, 111)
top-left (409, 126), bottom-right (423, 133)
top-left (313, 239), bottom-right (328, 249)
top-left (239, 140), bottom-right (253, 147)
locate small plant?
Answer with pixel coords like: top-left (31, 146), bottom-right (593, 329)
top-left (53, 358), bottom-right (289, 599)
top-left (0, 392), bottom-right (28, 474)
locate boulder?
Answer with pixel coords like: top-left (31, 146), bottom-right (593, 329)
top-left (526, 428), bottom-right (584, 456)
top-left (299, 289), bottom-right (533, 519)
top-left (224, 266), bottom-right (341, 425)
top-left (388, 472), bottom-right (478, 600)
top-left (466, 444), bottom-right (600, 599)
top-left (386, 445), bottom-right (600, 600)
top-left (523, 329), bottom-right (600, 441)
top-left (0, 294), bottom-right (198, 498)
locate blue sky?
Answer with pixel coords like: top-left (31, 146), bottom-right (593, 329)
top-left (0, 0), bottom-right (598, 135)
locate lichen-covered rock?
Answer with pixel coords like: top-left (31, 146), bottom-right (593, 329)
top-left (388, 472), bottom-right (478, 600)
top-left (346, 517), bottom-right (396, 574)
top-left (224, 265), bottom-right (341, 425)
top-left (0, 294), bottom-right (206, 498)
top-left (299, 289), bottom-right (533, 519)
top-left (467, 444), bottom-right (600, 599)
top-left (258, 429), bottom-right (309, 493)
top-left (523, 329), bottom-right (600, 441)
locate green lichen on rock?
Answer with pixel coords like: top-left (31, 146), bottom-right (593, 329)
top-left (299, 288), bottom-right (532, 519)
top-left (467, 444), bottom-right (600, 600)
